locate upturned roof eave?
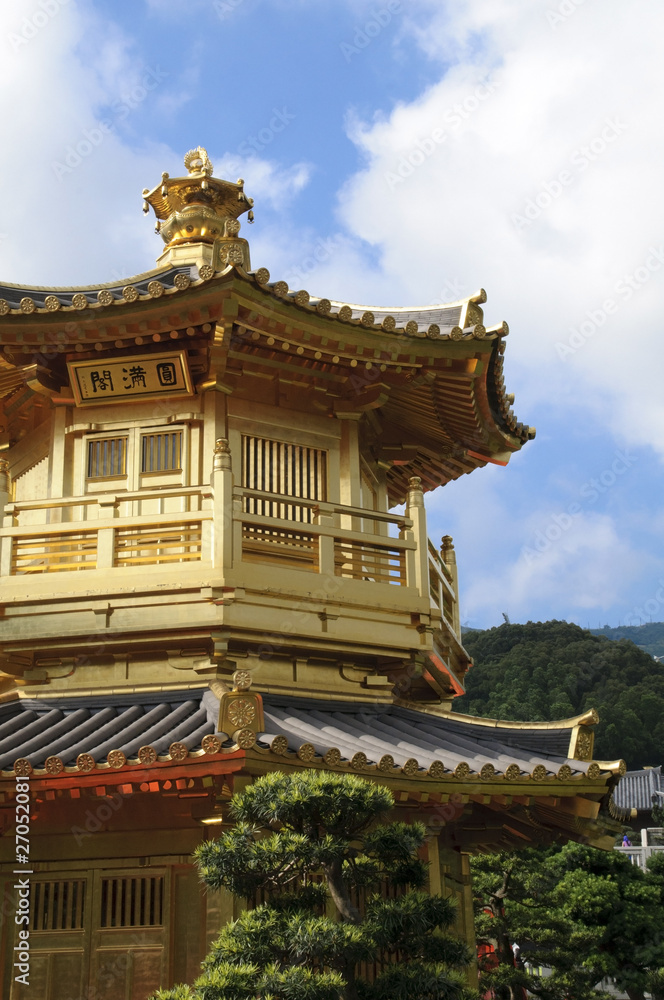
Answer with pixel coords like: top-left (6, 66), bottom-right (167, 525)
top-left (0, 260), bottom-right (493, 343)
top-left (0, 261), bottom-right (533, 484)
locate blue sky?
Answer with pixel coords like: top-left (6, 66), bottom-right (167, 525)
top-left (2, 0), bottom-right (663, 630)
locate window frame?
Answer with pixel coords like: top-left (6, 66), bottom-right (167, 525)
top-left (139, 429), bottom-right (184, 476)
top-left (82, 422), bottom-right (189, 494)
top-left (86, 434), bottom-right (129, 482)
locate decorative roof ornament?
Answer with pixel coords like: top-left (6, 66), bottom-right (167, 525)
top-left (184, 146), bottom-right (214, 177)
top-left (217, 669), bottom-right (265, 745)
top-left (142, 146), bottom-right (254, 270)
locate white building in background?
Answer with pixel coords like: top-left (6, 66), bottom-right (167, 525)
top-left (615, 827), bottom-right (664, 868)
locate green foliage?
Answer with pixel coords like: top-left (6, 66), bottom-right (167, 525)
top-left (151, 988), bottom-right (198, 1000)
top-left (356, 961), bottom-right (469, 1000)
top-left (229, 770), bottom-right (394, 835)
top-left (590, 621), bottom-right (664, 659)
top-left (647, 967), bottom-right (664, 1000)
top-left (169, 961), bottom-right (345, 1000)
top-left (154, 771), bottom-right (474, 1000)
top-left (472, 843), bottom-right (664, 1000)
top-left (458, 620), bottom-right (664, 767)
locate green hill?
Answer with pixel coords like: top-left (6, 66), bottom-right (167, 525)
top-left (589, 621), bottom-right (664, 659)
top-left (455, 620), bottom-right (664, 769)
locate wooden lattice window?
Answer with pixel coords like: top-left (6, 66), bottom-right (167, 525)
top-left (87, 436), bottom-right (128, 479)
top-left (141, 431), bottom-right (182, 473)
top-left (31, 879), bottom-right (86, 930)
top-left (242, 435), bottom-right (327, 523)
top-left (100, 876), bottom-right (164, 927)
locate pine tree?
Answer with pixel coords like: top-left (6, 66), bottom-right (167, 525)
top-left (152, 770), bottom-right (474, 1000)
top-left (473, 845), bottom-right (664, 1000)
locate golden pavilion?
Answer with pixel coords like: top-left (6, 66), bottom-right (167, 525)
top-left (0, 147), bottom-right (626, 999)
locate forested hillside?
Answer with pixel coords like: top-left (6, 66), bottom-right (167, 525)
top-left (456, 621), bottom-right (664, 769)
top-left (589, 621), bottom-right (664, 658)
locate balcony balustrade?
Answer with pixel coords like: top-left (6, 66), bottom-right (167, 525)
top-left (615, 828), bottom-right (664, 868)
top-left (0, 449), bottom-right (461, 647)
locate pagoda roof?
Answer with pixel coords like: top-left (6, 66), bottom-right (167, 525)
top-left (614, 765), bottom-right (664, 812)
top-left (0, 686), bottom-right (624, 849)
top-left (260, 696), bottom-right (612, 780)
top-left (0, 687), bottom-right (219, 772)
top-left (0, 147), bottom-right (536, 499)
top-left (0, 263), bottom-right (485, 334)
top-left (0, 685), bottom-right (622, 785)
top-left (0, 261), bottom-right (533, 503)
top-left (0, 263), bottom-right (191, 313)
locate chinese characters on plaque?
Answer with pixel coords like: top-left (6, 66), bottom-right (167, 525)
top-left (67, 352), bottom-right (193, 406)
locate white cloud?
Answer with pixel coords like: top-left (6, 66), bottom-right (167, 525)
top-left (462, 509), bottom-right (647, 624)
top-left (422, 432), bottom-right (651, 628)
top-left (327, 0), bottom-right (664, 460)
top-left (212, 155), bottom-right (311, 211)
top-left (0, 3), bottom-right (313, 287)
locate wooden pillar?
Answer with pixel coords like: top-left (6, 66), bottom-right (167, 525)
top-left (0, 459), bottom-right (10, 522)
top-left (0, 460), bottom-right (10, 577)
top-left (211, 439), bottom-right (233, 570)
top-left (314, 503), bottom-right (335, 579)
top-left (406, 476), bottom-right (429, 598)
top-left (459, 853), bottom-right (479, 986)
top-left (48, 407), bottom-right (67, 523)
top-left (441, 535), bottom-right (461, 635)
top-left (435, 841), bottom-right (478, 987)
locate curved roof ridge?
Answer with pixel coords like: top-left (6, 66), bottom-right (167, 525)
top-left (0, 263), bottom-right (184, 295)
top-left (325, 288), bottom-right (485, 315)
top-left (394, 703), bottom-right (600, 730)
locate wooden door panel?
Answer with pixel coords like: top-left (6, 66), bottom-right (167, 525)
top-left (11, 948), bottom-right (86, 1000)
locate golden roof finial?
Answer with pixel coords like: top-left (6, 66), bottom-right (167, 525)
top-left (142, 147), bottom-right (254, 269)
top-left (184, 146), bottom-right (213, 176)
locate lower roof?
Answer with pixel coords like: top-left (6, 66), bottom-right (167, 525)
top-left (0, 687), bottom-right (611, 785)
top-left (614, 765), bottom-right (664, 811)
top-left (261, 695), bottom-right (592, 780)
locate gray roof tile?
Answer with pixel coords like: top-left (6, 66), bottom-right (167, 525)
top-left (258, 697), bottom-right (586, 776)
top-left (0, 689), bottom-right (590, 778)
top-left (614, 766), bottom-right (664, 810)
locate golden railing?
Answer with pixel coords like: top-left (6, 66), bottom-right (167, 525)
top-left (4, 513), bottom-right (208, 575)
top-left (428, 539), bottom-right (459, 631)
top-left (114, 521), bottom-right (204, 567)
top-left (0, 487), bottom-right (210, 575)
top-left (12, 529), bottom-right (98, 574)
top-left (236, 488), bottom-right (412, 585)
top-left (0, 471), bottom-right (461, 636)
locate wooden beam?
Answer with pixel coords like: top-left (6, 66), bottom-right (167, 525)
top-left (557, 796), bottom-right (600, 819)
top-left (503, 824), bottom-right (533, 841)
